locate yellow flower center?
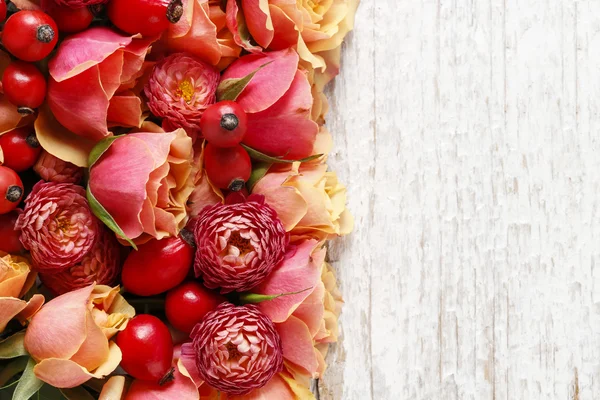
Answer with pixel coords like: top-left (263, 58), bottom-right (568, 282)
top-left (307, 0), bottom-right (323, 13)
top-left (177, 79), bottom-right (195, 104)
top-left (56, 218), bottom-right (72, 234)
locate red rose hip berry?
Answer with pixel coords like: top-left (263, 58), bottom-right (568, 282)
top-left (165, 281), bottom-right (226, 334)
top-left (40, 0), bottom-right (93, 33)
top-left (116, 315), bottom-right (174, 383)
top-left (2, 11), bottom-right (58, 62)
top-left (0, 211), bottom-right (24, 253)
top-left (2, 61), bottom-right (47, 114)
top-left (121, 233), bottom-right (194, 296)
top-left (0, 128), bottom-right (42, 172)
top-left (204, 143), bottom-right (251, 191)
top-left (200, 101), bottom-right (248, 148)
top-left (108, 0), bottom-right (184, 37)
top-left (0, 2), bottom-right (7, 23)
top-left (0, 167), bottom-right (24, 215)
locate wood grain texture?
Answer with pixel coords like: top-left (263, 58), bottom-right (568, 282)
top-left (317, 1), bottom-right (600, 399)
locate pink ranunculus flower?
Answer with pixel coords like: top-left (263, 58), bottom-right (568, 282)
top-left (24, 284), bottom-right (135, 388)
top-left (46, 27), bottom-right (155, 142)
top-left (33, 150), bottom-right (84, 184)
top-left (192, 194), bottom-right (289, 293)
top-left (0, 252), bottom-right (44, 333)
top-left (40, 228), bottom-right (122, 295)
top-left (88, 127), bottom-right (195, 245)
top-left (145, 52), bottom-right (220, 138)
top-left (181, 303), bottom-right (284, 396)
top-left (221, 48), bottom-right (319, 160)
top-left (16, 181), bottom-right (100, 272)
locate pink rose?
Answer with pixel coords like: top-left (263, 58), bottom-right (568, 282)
top-left (33, 150), bottom-right (84, 184)
top-left (24, 284), bottom-right (135, 388)
top-left (144, 53), bottom-right (220, 138)
top-left (221, 48), bottom-right (319, 159)
top-left (47, 27), bottom-right (154, 141)
top-left (88, 128), bottom-right (195, 245)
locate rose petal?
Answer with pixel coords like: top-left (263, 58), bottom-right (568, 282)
top-left (124, 361), bottom-right (199, 400)
top-left (229, 373), bottom-right (299, 400)
top-left (107, 93), bottom-right (144, 128)
top-left (292, 282), bottom-right (325, 337)
top-left (0, 97), bottom-right (25, 136)
top-left (268, 4), bottom-right (298, 50)
top-left (0, 298), bottom-right (27, 332)
top-left (69, 312), bottom-right (110, 372)
top-left (276, 315), bottom-right (318, 377)
top-left (226, 0), bottom-right (263, 53)
top-left (99, 376), bottom-right (126, 400)
top-left (241, 0), bottom-right (274, 48)
top-left (16, 294), bottom-right (45, 324)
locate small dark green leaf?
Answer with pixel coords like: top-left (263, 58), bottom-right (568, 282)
top-left (241, 144), bottom-right (323, 164)
top-left (247, 162), bottom-right (272, 191)
top-left (12, 358), bottom-right (43, 400)
top-left (0, 332), bottom-right (27, 360)
top-left (239, 287), bottom-right (313, 304)
top-left (60, 386), bottom-right (95, 400)
top-left (87, 135), bottom-right (121, 168)
top-left (86, 186), bottom-right (137, 250)
top-left (0, 357), bottom-right (28, 386)
top-left (216, 61), bottom-right (273, 102)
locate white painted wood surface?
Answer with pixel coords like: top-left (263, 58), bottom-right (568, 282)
top-left (319, 1), bottom-right (600, 399)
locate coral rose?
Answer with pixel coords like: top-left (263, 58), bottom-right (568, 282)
top-left (34, 150), bottom-right (84, 184)
top-left (16, 181), bottom-right (100, 272)
top-left (46, 27), bottom-right (154, 142)
top-left (181, 303), bottom-right (284, 395)
top-left (24, 284), bottom-right (135, 388)
top-left (88, 128), bottom-right (194, 245)
top-left (144, 53), bottom-right (220, 138)
top-left (192, 194), bottom-right (288, 293)
top-left (0, 252), bottom-right (44, 332)
top-left (221, 48), bottom-right (319, 159)
top-left (252, 162), bottom-right (353, 241)
top-left (40, 228), bottom-right (122, 295)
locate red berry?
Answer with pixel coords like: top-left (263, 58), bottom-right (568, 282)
top-left (2, 11), bottom-right (58, 62)
top-left (0, 128), bottom-right (42, 172)
top-left (40, 0), bottom-right (93, 33)
top-left (0, 211), bottom-right (24, 253)
top-left (165, 281), bottom-right (226, 334)
top-left (121, 234), bottom-right (194, 296)
top-left (0, 167), bottom-right (23, 215)
top-left (116, 315), bottom-right (174, 383)
top-left (200, 101), bottom-right (248, 148)
top-left (108, 0), bottom-right (184, 37)
top-left (204, 143), bottom-right (251, 191)
top-left (2, 62), bottom-right (47, 114)
top-left (0, 2), bottom-right (7, 23)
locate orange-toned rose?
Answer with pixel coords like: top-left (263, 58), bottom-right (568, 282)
top-left (0, 252), bottom-right (44, 333)
top-left (24, 284), bottom-right (135, 388)
top-left (252, 161), bottom-right (353, 242)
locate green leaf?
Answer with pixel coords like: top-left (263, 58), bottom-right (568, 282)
top-left (241, 144), bottom-right (323, 164)
top-left (247, 162), bottom-right (272, 191)
top-left (86, 186), bottom-right (137, 250)
top-left (0, 357), bottom-right (28, 386)
top-left (216, 61), bottom-right (273, 102)
top-left (239, 287), bottom-right (313, 304)
top-left (0, 332), bottom-right (27, 360)
top-left (87, 135), bottom-right (121, 168)
top-left (12, 358), bottom-right (43, 400)
top-left (60, 386), bottom-right (95, 400)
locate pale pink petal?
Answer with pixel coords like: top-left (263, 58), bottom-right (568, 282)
top-left (292, 282), bottom-right (325, 337)
top-left (124, 362), bottom-right (199, 400)
top-left (276, 315), bottom-right (318, 376)
top-left (69, 312), bottom-right (110, 372)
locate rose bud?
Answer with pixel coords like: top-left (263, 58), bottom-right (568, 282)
top-left (40, 228), bottom-right (122, 295)
top-left (180, 303), bottom-right (283, 396)
top-left (34, 150), bottom-right (84, 184)
top-left (144, 52), bottom-right (220, 136)
top-left (16, 181), bottom-right (100, 272)
top-left (193, 194), bottom-right (288, 293)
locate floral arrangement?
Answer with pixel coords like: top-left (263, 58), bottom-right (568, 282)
top-left (0, 0), bottom-right (357, 398)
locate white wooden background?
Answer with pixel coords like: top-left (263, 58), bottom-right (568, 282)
top-left (319, 1), bottom-right (600, 399)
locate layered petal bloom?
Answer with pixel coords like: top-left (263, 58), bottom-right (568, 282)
top-left (24, 284), bottom-right (135, 388)
top-left (46, 27), bottom-right (154, 142)
top-left (192, 194), bottom-right (288, 293)
top-left (34, 150), bottom-right (84, 184)
top-left (181, 303), bottom-right (284, 396)
top-left (252, 162), bottom-right (353, 241)
top-left (0, 252), bottom-right (44, 332)
top-left (145, 53), bottom-right (220, 138)
top-left (88, 128), bottom-right (195, 245)
top-left (16, 182), bottom-right (100, 272)
top-left (40, 228), bottom-right (122, 295)
top-left (220, 49), bottom-right (319, 159)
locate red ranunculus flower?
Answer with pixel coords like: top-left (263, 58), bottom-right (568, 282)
top-left (181, 303), bottom-right (283, 396)
top-left (145, 52), bottom-right (220, 138)
top-left (193, 194), bottom-right (288, 293)
top-left (16, 181), bottom-right (99, 272)
top-left (40, 228), bottom-right (122, 295)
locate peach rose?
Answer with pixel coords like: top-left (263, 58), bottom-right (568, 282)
top-left (252, 161), bottom-right (353, 241)
top-left (0, 252), bottom-right (44, 332)
top-left (24, 284), bottom-right (135, 388)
